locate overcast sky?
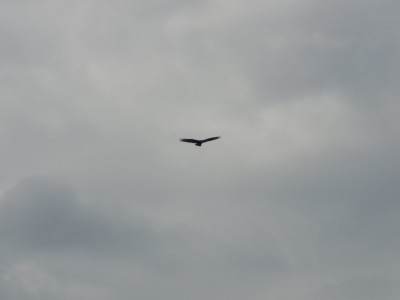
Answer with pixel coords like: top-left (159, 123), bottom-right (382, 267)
top-left (1, 0), bottom-right (399, 299)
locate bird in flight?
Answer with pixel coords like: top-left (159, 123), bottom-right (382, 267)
top-left (180, 136), bottom-right (221, 146)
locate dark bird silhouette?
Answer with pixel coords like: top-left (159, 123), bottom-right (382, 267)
top-left (180, 136), bottom-right (221, 146)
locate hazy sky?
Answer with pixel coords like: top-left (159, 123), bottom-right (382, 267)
top-left (1, 1), bottom-right (399, 299)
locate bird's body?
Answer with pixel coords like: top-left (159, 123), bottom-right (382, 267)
top-left (180, 136), bottom-right (221, 146)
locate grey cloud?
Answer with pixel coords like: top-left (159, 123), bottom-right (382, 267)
top-left (208, 0), bottom-right (400, 104)
top-left (0, 177), bottom-right (291, 300)
top-left (0, 177), bottom-right (163, 257)
top-left (1, 0), bottom-right (400, 299)
top-left (313, 277), bottom-right (396, 300)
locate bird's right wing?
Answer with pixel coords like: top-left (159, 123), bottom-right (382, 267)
top-left (201, 136), bottom-right (221, 143)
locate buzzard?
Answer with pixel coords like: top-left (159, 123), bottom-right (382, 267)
top-left (180, 136), bottom-right (221, 146)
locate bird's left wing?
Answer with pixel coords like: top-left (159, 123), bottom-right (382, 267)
top-left (180, 138), bottom-right (199, 143)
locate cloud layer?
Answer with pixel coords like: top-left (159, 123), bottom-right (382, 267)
top-left (1, 0), bottom-right (399, 299)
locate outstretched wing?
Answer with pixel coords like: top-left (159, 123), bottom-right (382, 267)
top-left (201, 136), bottom-right (221, 143)
top-left (180, 138), bottom-right (200, 143)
